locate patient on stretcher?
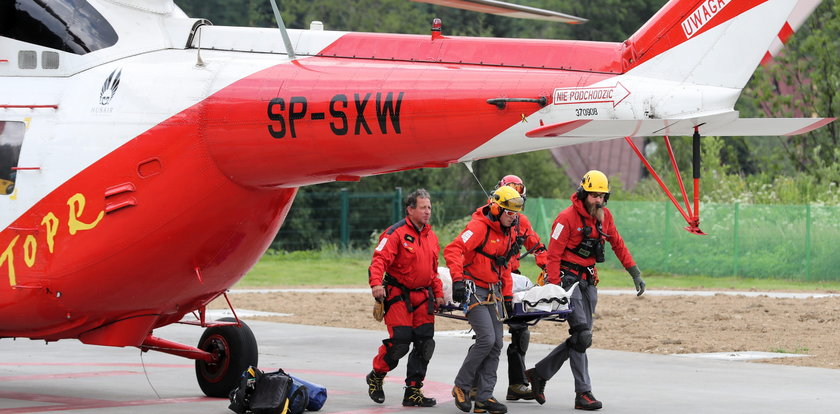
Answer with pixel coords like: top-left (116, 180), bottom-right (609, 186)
top-left (437, 267), bottom-right (576, 316)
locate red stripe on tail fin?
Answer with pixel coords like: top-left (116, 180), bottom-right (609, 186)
top-left (760, 51), bottom-right (774, 66)
top-left (778, 21), bottom-right (795, 43)
top-left (624, 0), bottom-right (768, 69)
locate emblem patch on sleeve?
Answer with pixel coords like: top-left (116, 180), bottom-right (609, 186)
top-left (551, 223), bottom-right (565, 240)
top-left (375, 238), bottom-right (388, 251)
top-left (461, 230), bottom-right (474, 243)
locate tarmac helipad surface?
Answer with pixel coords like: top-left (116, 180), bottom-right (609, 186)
top-left (1, 320), bottom-right (839, 413)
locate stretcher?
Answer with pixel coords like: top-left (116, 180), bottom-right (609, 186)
top-left (435, 268), bottom-right (575, 325)
top-left (436, 301), bottom-right (572, 325)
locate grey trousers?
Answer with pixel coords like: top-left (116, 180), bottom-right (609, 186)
top-left (454, 286), bottom-right (504, 401)
top-left (533, 278), bottom-right (598, 393)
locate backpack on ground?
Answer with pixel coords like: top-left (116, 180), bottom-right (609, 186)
top-left (228, 367), bottom-right (293, 414)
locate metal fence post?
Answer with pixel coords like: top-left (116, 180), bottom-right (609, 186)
top-left (733, 203), bottom-right (740, 276)
top-left (805, 204), bottom-right (812, 281)
top-left (664, 201), bottom-right (671, 273)
top-left (340, 188), bottom-right (349, 249)
top-left (393, 187), bottom-right (403, 223)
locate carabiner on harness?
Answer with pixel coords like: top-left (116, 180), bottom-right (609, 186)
top-left (461, 280), bottom-right (477, 314)
top-left (464, 282), bottom-right (505, 321)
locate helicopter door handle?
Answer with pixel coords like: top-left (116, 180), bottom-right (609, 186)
top-left (486, 97), bottom-right (548, 109)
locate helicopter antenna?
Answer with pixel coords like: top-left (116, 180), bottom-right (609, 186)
top-left (195, 26), bottom-right (205, 67)
top-left (269, 0), bottom-right (297, 60)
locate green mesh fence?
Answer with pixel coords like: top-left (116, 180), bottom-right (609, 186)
top-left (273, 189), bottom-right (487, 250)
top-left (528, 198), bottom-right (840, 282)
top-left (274, 191), bottom-right (840, 281)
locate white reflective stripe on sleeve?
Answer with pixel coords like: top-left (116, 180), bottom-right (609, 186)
top-left (551, 223), bottom-right (565, 240)
top-left (461, 230), bottom-right (474, 243)
top-left (375, 238), bottom-right (388, 251)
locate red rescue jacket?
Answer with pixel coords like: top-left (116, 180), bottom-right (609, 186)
top-left (546, 194), bottom-right (635, 285)
top-left (508, 213), bottom-right (547, 273)
top-left (444, 205), bottom-right (515, 298)
top-left (369, 217), bottom-right (443, 298)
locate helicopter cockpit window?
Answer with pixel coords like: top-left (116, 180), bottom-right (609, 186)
top-left (0, 0), bottom-right (118, 55)
top-left (0, 122), bottom-right (25, 196)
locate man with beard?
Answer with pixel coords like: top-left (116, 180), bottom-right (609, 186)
top-left (525, 170), bottom-right (645, 411)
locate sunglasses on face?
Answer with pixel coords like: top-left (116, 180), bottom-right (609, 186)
top-left (503, 209), bottom-right (519, 216)
top-left (589, 193), bottom-right (607, 199)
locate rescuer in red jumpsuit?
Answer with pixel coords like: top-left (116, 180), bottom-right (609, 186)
top-left (446, 185), bottom-right (524, 414)
top-left (525, 170), bottom-right (645, 411)
top-left (365, 189), bottom-right (444, 408)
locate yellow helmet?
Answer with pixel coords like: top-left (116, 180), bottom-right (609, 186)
top-left (491, 185), bottom-right (525, 213)
top-left (580, 170), bottom-right (610, 193)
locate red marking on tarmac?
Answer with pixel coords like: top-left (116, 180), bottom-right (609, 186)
top-left (340, 407), bottom-right (432, 414)
top-left (0, 362), bottom-right (208, 412)
top-left (0, 364), bottom-right (454, 412)
top-left (0, 394), bottom-right (212, 413)
top-left (283, 367), bottom-right (455, 409)
top-left (0, 362), bottom-right (193, 368)
top-left (0, 370), bottom-right (139, 382)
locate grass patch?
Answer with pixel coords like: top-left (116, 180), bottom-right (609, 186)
top-left (237, 249), bottom-right (840, 292)
top-left (241, 248), bottom-right (371, 286)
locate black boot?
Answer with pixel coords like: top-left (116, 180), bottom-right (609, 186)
top-left (365, 370), bottom-right (386, 404)
top-left (524, 368), bottom-right (546, 405)
top-left (403, 386), bottom-right (436, 407)
top-left (474, 397), bottom-right (508, 414)
top-left (506, 383), bottom-right (534, 401)
top-left (575, 391), bottom-right (603, 410)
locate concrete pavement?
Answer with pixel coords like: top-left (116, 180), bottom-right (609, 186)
top-left (1, 320), bottom-right (839, 413)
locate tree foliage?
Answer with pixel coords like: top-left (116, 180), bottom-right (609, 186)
top-left (744, 0), bottom-right (839, 173)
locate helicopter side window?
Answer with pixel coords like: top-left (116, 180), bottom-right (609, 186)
top-left (0, 122), bottom-right (25, 196)
top-left (0, 0), bottom-right (118, 55)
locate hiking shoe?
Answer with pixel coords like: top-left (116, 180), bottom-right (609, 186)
top-left (366, 370), bottom-right (385, 404)
top-left (452, 386), bottom-right (472, 412)
top-left (403, 386), bottom-right (436, 407)
top-left (474, 398), bottom-right (507, 414)
top-left (505, 383), bottom-right (534, 401)
top-left (575, 391), bottom-right (603, 410)
top-left (524, 368), bottom-right (546, 405)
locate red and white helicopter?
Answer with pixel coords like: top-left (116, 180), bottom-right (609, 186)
top-left (0, 0), bottom-right (833, 397)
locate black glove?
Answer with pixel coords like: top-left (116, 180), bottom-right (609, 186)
top-left (504, 296), bottom-right (514, 319)
top-left (626, 265), bottom-right (645, 296)
top-left (452, 280), bottom-right (467, 303)
top-left (560, 271), bottom-right (578, 290)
